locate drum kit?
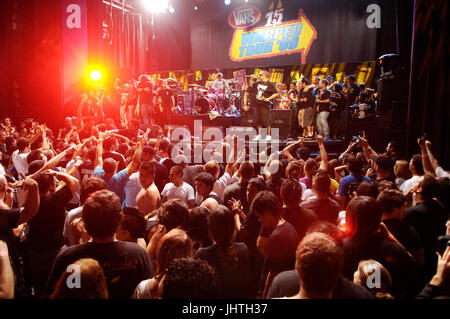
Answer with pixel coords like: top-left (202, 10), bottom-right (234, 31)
top-left (174, 79), bottom-right (242, 116)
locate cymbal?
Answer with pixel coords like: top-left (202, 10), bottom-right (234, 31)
top-left (188, 84), bottom-right (202, 88)
top-left (164, 78), bottom-right (178, 82)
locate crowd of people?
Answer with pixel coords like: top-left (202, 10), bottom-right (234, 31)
top-left (75, 75), bottom-right (177, 133)
top-left (0, 113), bottom-right (449, 300)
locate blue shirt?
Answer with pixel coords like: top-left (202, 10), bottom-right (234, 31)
top-left (338, 174), bottom-right (371, 196)
top-left (94, 166), bottom-right (129, 203)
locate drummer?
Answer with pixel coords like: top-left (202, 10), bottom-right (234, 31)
top-left (210, 73), bottom-right (229, 111)
top-left (210, 73), bottom-right (229, 98)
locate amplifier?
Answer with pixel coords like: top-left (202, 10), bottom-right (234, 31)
top-left (271, 109), bottom-right (293, 139)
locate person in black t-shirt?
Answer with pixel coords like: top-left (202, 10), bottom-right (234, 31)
top-left (287, 82), bottom-right (300, 135)
top-left (0, 177), bottom-right (39, 298)
top-left (346, 75), bottom-right (361, 107)
top-left (251, 191), bottom-right (298, 298)
top-left (46, 190), bottom-right (154, 299)
top-left (26, 170), bottom-right (79, 297)
top-left (330, 82), bottom-right (346, 140)
top-left (315, 79), bottom-right (331, 140)
top-left (343, 196), bottom-right (418, 298)
top-left (343, 75), bottom-right (361, 135)
top-left (136, 74), bottom-right (155, 128)
top-left (280, 179), bottom-right (318, 241)
top-left (156, 80), bottom-right (175, 130)
top-left (301, 171), bottom-right (341, 225)
top-left (377, 189), bottom-right (424, 268)
top-left (194, 205), bottom-right (252, 298)
top-left (253, 70), bottom-right (278, 141)
top-left (403, 175), bottom-right (448, 285)
top-left (295, 78), bottom-right (316, 138)
top-left (102, 136), bottom-right (126, 171)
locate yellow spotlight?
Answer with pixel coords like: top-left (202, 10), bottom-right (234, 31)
top-left (90, 70), bottom-right (102, 82)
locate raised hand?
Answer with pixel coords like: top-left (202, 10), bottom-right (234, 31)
top-left (430, 246), bottom-right (450, 287)
top-left (417, 137), bottom-right (426, 149)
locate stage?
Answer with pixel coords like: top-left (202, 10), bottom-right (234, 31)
top-left (165, 112), bottom-right (347, 161)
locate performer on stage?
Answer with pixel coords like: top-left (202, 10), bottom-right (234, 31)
top-left (288, 82), bottom-right (300, 136)
top-left (156, 80), bottom-right (175, 130)
top-left (253, 70), bottom-right (278, 141)
top-left (295, 78), bottom-right (316, 138)
top-left (135, 74), bottom-right (155, 128)
top-left (242, 75), bottom-right (257, 125)
top-left (315, 79), bottom-right (331, 140)
top-left (211, 73), bottom-right (229, 111)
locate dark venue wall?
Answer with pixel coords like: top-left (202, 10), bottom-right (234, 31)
top-left (0, 0), bottom-right (63, 129)
top-left (406, 0), bottom-right (450, 168)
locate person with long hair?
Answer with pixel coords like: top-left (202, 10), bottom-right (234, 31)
top-left (194, 205), bottom-right (251, 298)
top-left (50, 258), bottom-right (109, 299)
top-left (353, 259), bottom-right (394, 299)
top-left (133, 228), bottom-right (192, 299)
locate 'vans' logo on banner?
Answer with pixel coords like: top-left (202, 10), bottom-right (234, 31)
top-left (229, 10), bottom-right (317, 64)
top-left (228, 6), bottom-right (262, 29)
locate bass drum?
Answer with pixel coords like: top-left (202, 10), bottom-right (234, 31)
top-left (194, 97), bottom-right (216, 115)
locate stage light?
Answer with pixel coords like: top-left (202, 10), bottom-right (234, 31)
top-left (90, 70), bottom-right (102, 82)
top-left (194, 6), bottom-right (198, 10)
top-left (142, 0), bottom-right (169, 13)
top-left (224, 0), bottom-right (231, 5)
top-left (169, 5), bottom-right (175, 13)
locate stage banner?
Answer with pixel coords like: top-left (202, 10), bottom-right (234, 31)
top-left (191, 0), bottom-right (379, 69)
top-left (254, 68), bottom-right (284, 83)
top-left (61, 0), bottom-right (88, 105)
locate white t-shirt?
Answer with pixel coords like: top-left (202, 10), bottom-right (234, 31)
top-left (436, 167), bottom-right (450, 178)
top-left (125, 172), bottom-right (142, 208)
top-left (302, 188), bottom-right (316, 201)
top-left (161, 182), bottom-right (195, 207)
top-left (63, 206), bottom-right (83, 247)
top-left (212, 172), bottom-right (239, 200)
top-left (12, 150), bottom-right (30, 179)
top-left (400, 175), bottom-right (421, 194)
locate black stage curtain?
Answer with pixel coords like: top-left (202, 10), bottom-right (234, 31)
top-left (87, 0), bottom-right (149, 81)
top-left (407, 0), bottom-right (450, 168)
top-left (87, 0), bottom-right (192, 78)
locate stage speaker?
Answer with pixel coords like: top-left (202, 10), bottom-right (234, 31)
top-left (377, 78), bottom-right (397, 113)
top-left (271, 109), bottom-right (292, 140)
top-left (240, 110), bottom-right (255, 126)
